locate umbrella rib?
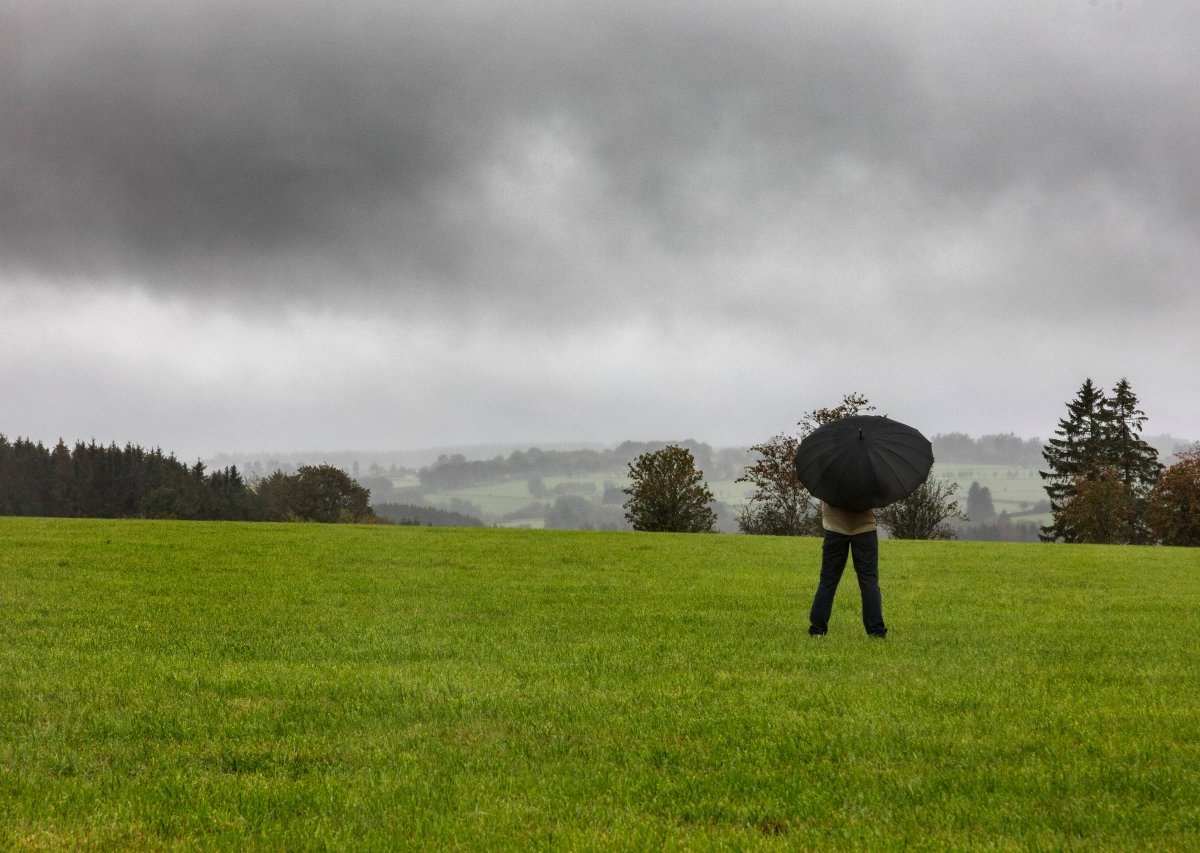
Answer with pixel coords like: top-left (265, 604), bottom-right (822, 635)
top-left (794, 440), bottom-right (845, 481)
top-left (869, 447), bottom-right (931, 496)
top-left (865, 431), bottom-right (932, 502)
top-left (865, 448), bottom-right (905, 495)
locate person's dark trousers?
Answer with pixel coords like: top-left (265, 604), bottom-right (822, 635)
top-left (809, 530), bottom-right (887, 637)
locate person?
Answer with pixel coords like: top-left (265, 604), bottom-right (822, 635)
top-left (808, 501), bottom-right (887, 638)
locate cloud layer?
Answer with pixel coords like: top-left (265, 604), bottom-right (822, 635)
top-left (2, 0), bottom-right (1198, 452)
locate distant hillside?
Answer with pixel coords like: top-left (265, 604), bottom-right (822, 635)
top-left (931, 433), bottom-right (1044, 466)
top-left (930, 432), bottom-right (1194, 467)
top-left (206, 443), bottom-right (609, 474)
top-left (206, 432), bottom-right (1196, 483)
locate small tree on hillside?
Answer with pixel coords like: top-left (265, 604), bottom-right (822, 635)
top-left (735, 432), bottom-right (818, 535)
top-left (966, 481), bottom-right (996, 522)
top-left (876, 478), bottom-right (967, 540)
top-left (1146, 445), bottom-right (1200, 547)
top-left (736, 393), bottom-right (874, 536)
top-left (623, 445), bottom-right (716, 533)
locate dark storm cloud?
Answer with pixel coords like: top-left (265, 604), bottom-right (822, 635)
top-left (2, 0), bottom-right (1198, 315)
top-left (2, 0), bottom-right (473, 287)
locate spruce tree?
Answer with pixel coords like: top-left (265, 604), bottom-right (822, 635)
top-left (1040, 378), bottom-right (1108, 542)
top-left (1099, 378), bottom-right (1162, 543)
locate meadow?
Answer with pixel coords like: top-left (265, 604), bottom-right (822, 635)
top-left (1, 517), bottom-right (1197, 849)
top-left (931, 464), bottom-right (1045, 506)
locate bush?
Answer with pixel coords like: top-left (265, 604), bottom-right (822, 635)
top-left (253, 465), bottom-right (376, 523)
top-left (623, 445), bottom-right (716, 533)
top-left (877, 479), bottom-right (966, 540)
top-left (1146, 445), bottom-right (1200, 546)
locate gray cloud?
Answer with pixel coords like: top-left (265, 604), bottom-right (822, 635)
top-left (5, 0), bottom-right (1197, 313)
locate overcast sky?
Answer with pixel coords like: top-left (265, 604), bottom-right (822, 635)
top-left (2, 0), bottom-right (1198, 459)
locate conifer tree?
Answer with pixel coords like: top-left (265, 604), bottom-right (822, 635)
top-left (1099, 378), bottom-right (1162, 543)
top-left (1041, 378), bottom-right (1163, 543)
top-left (1101, 379), bottom-right (1161, 489)
top-left (1040, 378), bottom-right (1108, 542)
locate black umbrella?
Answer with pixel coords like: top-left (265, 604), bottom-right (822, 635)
top-left (793, 415), bottom-right (933, 511)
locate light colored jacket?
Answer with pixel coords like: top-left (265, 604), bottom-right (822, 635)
top-left (821, 502), bottom-right (877, 535)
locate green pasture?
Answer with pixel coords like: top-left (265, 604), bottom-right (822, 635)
top-left (931, 464), bottom-right (1046, 510)
top-left (422, 475), bottom-right (752, 519)
top-left (2, 518), bottom-right (1197, 849)
top-left (422, 478), bottom-right (548, 516)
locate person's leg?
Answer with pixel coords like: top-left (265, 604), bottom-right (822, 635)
top-left (849, 531), bottom-right (886, 637)
top-left (809, 531), bottom-right (850, 634)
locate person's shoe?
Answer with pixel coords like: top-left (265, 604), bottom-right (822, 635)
top-left (867, 631), bottom-right (887, 639)
top-left (808, 626), bottom-right (826, 636)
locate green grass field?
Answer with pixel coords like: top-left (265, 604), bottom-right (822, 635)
top-left (2, 518), bottom-right (1197, 849)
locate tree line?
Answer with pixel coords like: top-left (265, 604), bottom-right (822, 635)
top-left (931, 433), bottom-right (1045, 467)
top-left (417, 442), bottom-right (746, 493)
top-left (0, 436), bottom-right (374, 523)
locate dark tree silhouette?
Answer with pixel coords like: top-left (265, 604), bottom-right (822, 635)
top-left (1040, 379), bottom-right (1109, 542)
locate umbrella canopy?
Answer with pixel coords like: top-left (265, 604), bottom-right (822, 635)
top-left (793, 415), bottom-right (934, 511)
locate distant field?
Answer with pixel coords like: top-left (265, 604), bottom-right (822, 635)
top-left (2, 518), bottom-right (1197, 848)
top-left (422, 478), bottom-right (549, 516)
top-left (422, 474), bottom-right (753, 520)
top-left (931, 463), bottom-right (1047, 511)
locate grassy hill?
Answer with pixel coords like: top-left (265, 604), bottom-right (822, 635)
top-left (2, 518), bottom-right (1197, 849)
